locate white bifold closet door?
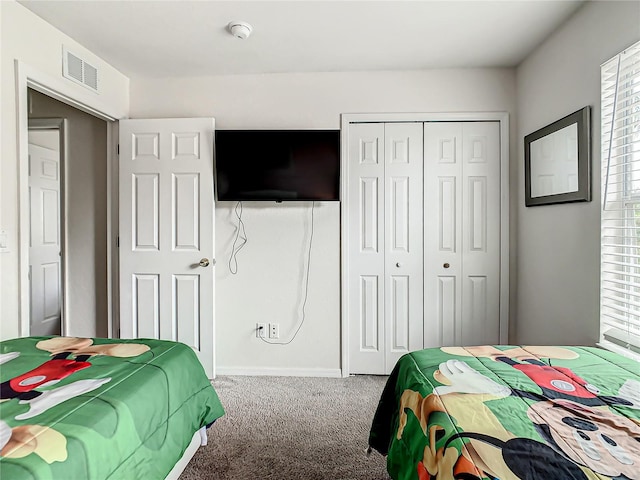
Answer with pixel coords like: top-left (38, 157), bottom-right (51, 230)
top-left (423, 122), bottom-right (500, 347)
top-left (119, 118), bottom-right (216, 378)
top-left (348, 123), bottom-right (424, 375)
top-left (347, 121), bottom-right (501, 375)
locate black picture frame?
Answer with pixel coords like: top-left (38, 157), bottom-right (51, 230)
top-left (524, 106), bottom-right (591, 207)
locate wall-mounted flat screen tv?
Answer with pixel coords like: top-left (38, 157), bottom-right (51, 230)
top-left (214, 130), bottom-right (340, 201)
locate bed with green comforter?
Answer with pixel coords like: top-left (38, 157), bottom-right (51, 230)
top-left (369, 345), bottom-right (640, 480)
top-left (0, 336), bottom-right (224, 480)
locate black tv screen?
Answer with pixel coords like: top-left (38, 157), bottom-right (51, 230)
top-left (214, 130), bottom-right (340, 201)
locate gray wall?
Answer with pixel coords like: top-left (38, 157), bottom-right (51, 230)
top-left (29, 89), bottom-right (109, 338)
top-left (515, 1), bottom-right (640, 345)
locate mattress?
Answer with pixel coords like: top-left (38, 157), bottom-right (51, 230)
top-left (0, 336), bottom-right (224, 479)
top-left (369, 345), bottom-right (640, 480)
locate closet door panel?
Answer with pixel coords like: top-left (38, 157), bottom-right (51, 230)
top-left (360, 177), bottom-right (380, 252)
top-left (461, 122), bottom-right (501, 345)
top-left (424, 122), bottom-right (500, 347)
top-left (438, 276), bottom-right (458, 345)
top-left (360, 275), bottom-right (380, 351)
top-left (384, 123), bottom-right (423, 369)
top-left (424, 123), bottom-right (463, 347)
top-left (348, 123), bottom-right (385, 374)
top-left (389, 275), bottom-right (410, 351)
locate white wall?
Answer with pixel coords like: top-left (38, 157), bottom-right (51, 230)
top-left (130, 69), bottom-right (517, 373)
top-left (0, 1), bottom-right (129, 340)
top-left (515, 1), bottom-right (640, 345)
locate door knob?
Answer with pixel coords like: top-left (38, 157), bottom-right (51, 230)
top-left (443, 263), bottom-right (450, 269)
top-left (396, 262), bottom-right (401, 268)
top-left (199, 258), bottom-right (210, 267)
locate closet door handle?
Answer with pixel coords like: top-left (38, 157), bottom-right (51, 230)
top-left (443, 263), bottom-right (450, 269)
top-left (396, 262), bottom-right (401, 268)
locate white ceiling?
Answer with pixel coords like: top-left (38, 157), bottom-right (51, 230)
top-left (18, 0), bottom-right (585, 78)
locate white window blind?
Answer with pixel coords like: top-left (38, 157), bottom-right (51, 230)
top-left (601, 40), bottom-right (640, 357)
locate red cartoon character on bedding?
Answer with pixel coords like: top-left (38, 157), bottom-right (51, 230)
top-left (414, 399), bottom-right (640, 480)
top-left (441, 345), bottom-right (640, 409)
top-left (0, 337), bottom-right (149, 420)
top-left (398, 354), bottom-right (640, 480)
top-left (398, 377), bottom-right (591, 480)
top-left (1, 352), bottom-right (91, 401)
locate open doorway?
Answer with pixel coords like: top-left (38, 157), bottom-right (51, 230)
top-left (27, 88), bottom-right (109, 338)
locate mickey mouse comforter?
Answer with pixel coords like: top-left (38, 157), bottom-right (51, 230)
top-left (368, 346), bottom-right (640, 480)
top-left (0, 336), bottom-right (224, 480)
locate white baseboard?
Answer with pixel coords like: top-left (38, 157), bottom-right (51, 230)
top-left (216, 366), bottom-right (342, 378)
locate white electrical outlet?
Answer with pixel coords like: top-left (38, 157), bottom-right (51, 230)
top-left (269, 323), bottom-right (279, 339)
top-left (256, 323), bottom-right (266, 338)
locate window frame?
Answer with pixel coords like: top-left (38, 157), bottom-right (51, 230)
top-left (599, 40), bottom-right (640, 360)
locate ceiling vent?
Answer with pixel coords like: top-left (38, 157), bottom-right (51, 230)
top-left (62, 47), bottom-right (99, 92)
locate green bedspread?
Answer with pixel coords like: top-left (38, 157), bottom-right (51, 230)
top-left (369, 345), bottom-right (640, 480)
top-left (0, 336), bottom-right (224, 480)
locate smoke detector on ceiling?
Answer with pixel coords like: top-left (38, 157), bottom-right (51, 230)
top-left (227, 21), bottom-right (253, 40)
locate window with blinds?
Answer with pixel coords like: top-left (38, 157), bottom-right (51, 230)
top-left (600, 40), bottom-right (640, 358)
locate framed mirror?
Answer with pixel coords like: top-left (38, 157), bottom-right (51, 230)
top-left (524, 106), bottom-right (591, 206)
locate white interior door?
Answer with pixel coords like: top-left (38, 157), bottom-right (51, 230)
top-left (424, 122), bottom-right (500, 347)
top-left (119, 118), bottom-right (216, 378)
top-left (347, 122), bottom-right (423, 374)
top-left (29, 143), bottom-right (62, 336)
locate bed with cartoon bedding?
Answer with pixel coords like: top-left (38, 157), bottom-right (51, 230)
top-left (368, 345), bottom-right (640, 480)
top-left (0, 336), bottom-right (225, 480)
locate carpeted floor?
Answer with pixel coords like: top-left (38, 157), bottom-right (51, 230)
top-left (179, 375), bottom-right (391, 480)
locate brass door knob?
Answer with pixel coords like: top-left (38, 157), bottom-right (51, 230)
top-left (199, 258), bottom-right (210, 267)
top-left (443, 263), bottom-right (450, 268)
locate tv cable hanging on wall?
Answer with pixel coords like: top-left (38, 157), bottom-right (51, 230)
top-left (260, 201), bottom-right (315, 345)
top-left (228, 201), bottom-right (247, 275)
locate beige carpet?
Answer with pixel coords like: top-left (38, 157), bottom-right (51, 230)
top-left (179, 375), bottom-right (391, 480)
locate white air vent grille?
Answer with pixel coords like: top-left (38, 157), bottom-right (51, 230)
top-left (83, 63), bottom-right (98, 90)
top-left (67, 52), bottom-right (83, 82)
top-left (63, 47), bottom-right (99, 92)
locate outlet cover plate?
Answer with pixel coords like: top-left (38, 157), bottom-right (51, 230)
top-left (269, 323), bottom-right (279, 339)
